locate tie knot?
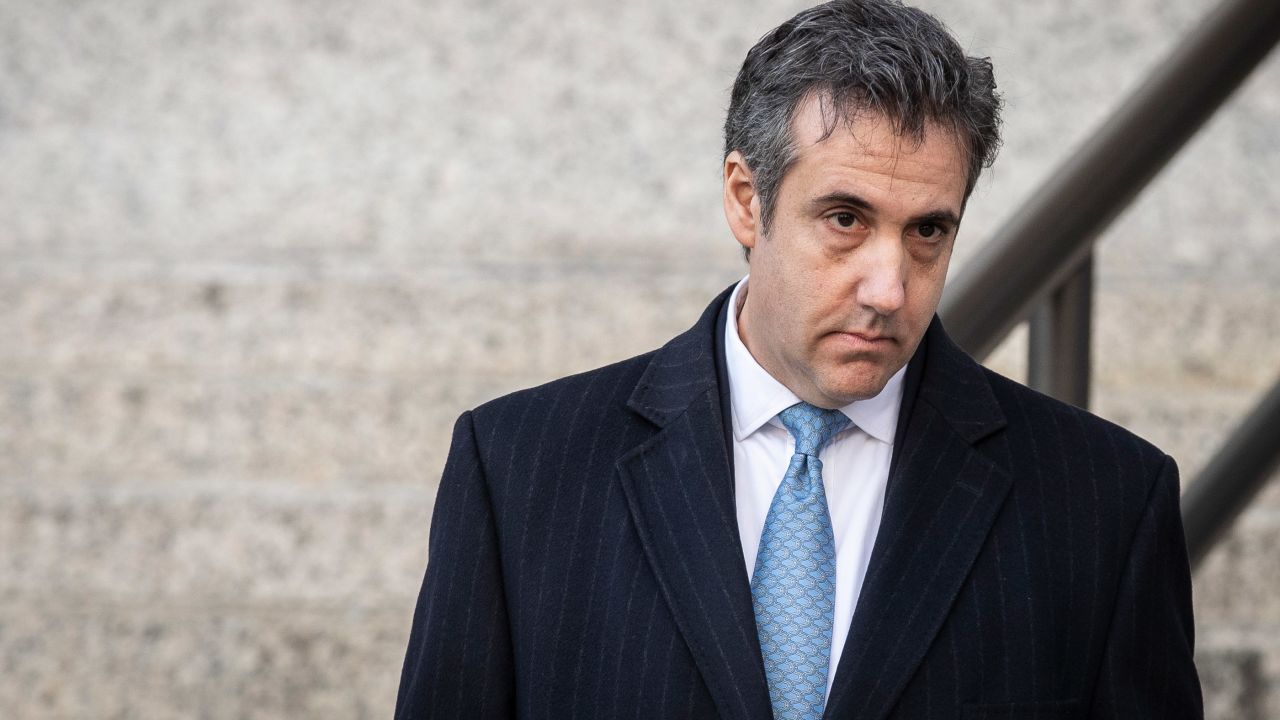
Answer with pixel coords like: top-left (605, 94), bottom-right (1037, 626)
top-left (778, 402), bottom-right (850, 457)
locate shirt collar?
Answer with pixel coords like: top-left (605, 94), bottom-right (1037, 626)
top-left (724, 276), bottom-right (906, 445)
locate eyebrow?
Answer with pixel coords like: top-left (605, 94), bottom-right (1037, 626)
top-left (809, 192), bottom-right (961, 227)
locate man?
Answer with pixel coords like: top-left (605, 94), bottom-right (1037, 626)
top-left (395, 1), bottom-right (1203, 718)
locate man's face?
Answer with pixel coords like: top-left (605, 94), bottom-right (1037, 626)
top-left (725, 96), bottom-right (970, 408)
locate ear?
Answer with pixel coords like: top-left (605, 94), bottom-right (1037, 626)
top-left (723, 150), bottom-right (762, 254)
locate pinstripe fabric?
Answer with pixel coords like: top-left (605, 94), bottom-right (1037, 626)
top-left (395, 284), bottom-right (1202, 720)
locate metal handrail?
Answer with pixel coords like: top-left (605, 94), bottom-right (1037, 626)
top-left (1182, 379), bottom-right (1280, 568)
top-left (936, 0), bottom-right (1280, 566)
top-left (940, 0), bottom-right (1280, 359)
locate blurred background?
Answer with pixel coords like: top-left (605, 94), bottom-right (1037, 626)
top-left (1, 0), bottom-right (1277, 717)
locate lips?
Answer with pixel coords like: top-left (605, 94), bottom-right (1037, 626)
top-left (838, 331), bottom-right (892, 343)
top-left (828, 331), bottom-right (895, 353)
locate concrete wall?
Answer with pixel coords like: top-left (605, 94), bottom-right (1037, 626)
top-left (2, 0), bottom-right (1277, 716)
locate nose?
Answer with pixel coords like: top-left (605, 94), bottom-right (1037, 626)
top-left (854, 234), bottom-right (907, 316)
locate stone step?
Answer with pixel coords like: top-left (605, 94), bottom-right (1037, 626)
top-left (0, 485), bottom-right (433, 606)
top-left (0, 599), bottom-right (409, 720)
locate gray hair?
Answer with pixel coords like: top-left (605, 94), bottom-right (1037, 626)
top-left (724, 0), bottom-right (1003, 247)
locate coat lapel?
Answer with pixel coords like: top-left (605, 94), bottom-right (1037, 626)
top-left (616, 286), bottom-right (774, 720)
top-left (617, 297), bottom-right (1012, 720)
top-left (823, 318), bottom-right (1013, 720)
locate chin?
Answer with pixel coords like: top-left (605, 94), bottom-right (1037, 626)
top-left (816, 363), bottom-right (896, 403)
top-left (817, 377), bottom-right (887, 405)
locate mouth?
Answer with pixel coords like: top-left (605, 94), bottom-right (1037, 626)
top-left (830, 330), bottom-right (895, 351)
top-left (838, 330), bottom-right (892, 342)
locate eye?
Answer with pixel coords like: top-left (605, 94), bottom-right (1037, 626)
top-left (915, 222), bottom-right (949, 241)
top-left (828, 212), bottom-right (859, 229)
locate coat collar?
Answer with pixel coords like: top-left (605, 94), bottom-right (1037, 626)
top-left (624, 284), bottom-right (731, 428)
top-left (619, 287), bottom-right (1012, 720)
top-left (914, 314), bottom-right (1007, 446)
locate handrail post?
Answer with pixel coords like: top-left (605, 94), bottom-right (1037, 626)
top-left (1027, 254), bottom-right (1093, 409)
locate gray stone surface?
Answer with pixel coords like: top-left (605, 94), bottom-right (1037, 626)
top-left (2, 601), bottom-right (409, 720)
top-left (1196, 647), bottom-right (1268, 720)
top-left (0, 264), bottom-right (734, 485)
top-left (1, 0), bottom-right (1277, 715)
top-left (0, 262), bottom-right (736, 380)
top-left (0, 485), bottom-right (432, 604)
top-left (0, 608), bottom-right (94, 718)
top-left (1, 368), bottom-right (489, 486)
top-left (1198, 623), bottom-right (1280, 720)
top-left (1196, 508), bottom-right (1280, 629)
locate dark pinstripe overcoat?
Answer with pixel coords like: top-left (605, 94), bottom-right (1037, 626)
top-left (395, 284), bottom-right (1202, 720)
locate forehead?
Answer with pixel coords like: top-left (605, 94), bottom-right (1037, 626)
top-left (785, 94), bottom-right (969, 206)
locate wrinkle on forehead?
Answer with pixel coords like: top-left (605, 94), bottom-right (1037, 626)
top-left (793, 92), bottom-right (963, 185)
top-left (783, 93), bottom-right (969, 217)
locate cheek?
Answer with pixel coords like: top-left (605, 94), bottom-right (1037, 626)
top-left (905, 276), bottom-right (938, 308)
top-left (790, 292), bottom-right (847, 353)
top-left (899, 298), bottom-right (940, 341)
top-left (908, 257), bottom-right (950, 306)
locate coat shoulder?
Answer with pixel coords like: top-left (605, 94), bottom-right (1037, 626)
top-left (979, 366), bottom-right (1173, 484)
top-left (462, 349), bottom-right (661, 473)
top-left (471, 350), bottom-right (657, 424)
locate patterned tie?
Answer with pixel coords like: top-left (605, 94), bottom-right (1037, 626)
top-left (752, 401), bottom-right (850, 720)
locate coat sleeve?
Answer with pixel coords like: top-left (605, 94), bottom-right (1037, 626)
top-left (1089, 454), bottom-right (1203, 718)
top-left (395, 411), bottom-right (516, 719)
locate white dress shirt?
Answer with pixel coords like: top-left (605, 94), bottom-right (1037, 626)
top-left (725, 276), bottom-right (905, 696)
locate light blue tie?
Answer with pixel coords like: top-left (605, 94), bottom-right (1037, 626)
top-left (752, 402), bottom-right (850, 720)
